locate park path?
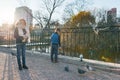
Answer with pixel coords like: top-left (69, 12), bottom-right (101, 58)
top-left (0, 48), bottom-right (120, 80)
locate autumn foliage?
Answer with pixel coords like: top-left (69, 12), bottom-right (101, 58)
top-left (70, 11), bottom-right (95, 27)
top-left (60, 11), bottom-right (118, 63)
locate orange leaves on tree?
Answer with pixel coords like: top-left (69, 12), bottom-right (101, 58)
top-left (71, 11), bottom-right (95, 27)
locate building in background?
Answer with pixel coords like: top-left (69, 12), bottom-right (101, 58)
top-left (14, 6), bottom-right (33, 28)
top-left (14, 6), bottom-right (33, 43)
top-left (107, 8), bottom-right (117, 23)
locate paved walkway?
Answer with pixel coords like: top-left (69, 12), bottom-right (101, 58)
top-left (0, 48), bottom-right (120, 80)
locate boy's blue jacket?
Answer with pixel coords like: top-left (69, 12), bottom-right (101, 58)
top-left (51, 32), bottom-right (61, 46)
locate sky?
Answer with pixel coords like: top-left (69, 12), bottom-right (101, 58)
top-left (92, 0), bottom-right (120, 15)
top-left (92, 0), bottom-right (120, 9)
top-left (0, 0), bottom-right (120, 25)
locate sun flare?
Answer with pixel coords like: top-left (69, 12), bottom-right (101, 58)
top-left (0, 8), bottom-right (14, 25)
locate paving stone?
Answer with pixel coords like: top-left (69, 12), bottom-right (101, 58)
top-left (0, 49), bottom-right (120, 80)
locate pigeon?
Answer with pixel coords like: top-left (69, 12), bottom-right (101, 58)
top-left (86, 65), bottom-right (94, 71)
top-left (79, 54), bottom-right (83, 62)
top-left (64, 65), bottom-right (69, 72)
top-left (78, 68), bottom-right (86, 74)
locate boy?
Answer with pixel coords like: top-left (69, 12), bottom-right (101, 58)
top-left (50, 28), bottom-right (61, 63)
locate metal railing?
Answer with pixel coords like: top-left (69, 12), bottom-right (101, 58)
top-left (60, 27), bottom-right (120, 63)
top-left (0, 27), bottom-right (120, 63)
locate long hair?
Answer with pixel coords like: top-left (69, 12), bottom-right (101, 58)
top-left (19, 19), bottom-right (26, 26)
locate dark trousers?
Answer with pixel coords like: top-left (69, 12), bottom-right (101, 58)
top-left (51, 44), bottom-right (58, 62)
top-left (16, 43), bottom-right (26, 67)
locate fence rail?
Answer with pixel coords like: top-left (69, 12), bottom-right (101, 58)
top-left (0, 27), bottom-right (120, 63)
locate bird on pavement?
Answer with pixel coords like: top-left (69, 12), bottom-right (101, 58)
top-left (64, 65), bottom-right (69, 72)
top-left (78, 68), bottom-right (86, 74)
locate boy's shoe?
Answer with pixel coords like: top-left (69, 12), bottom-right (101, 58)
top-left (54, 60), bottom-right (58, 63)
top-left (23, 65), bottom-right (28, 69)
top-left (19, 66), bottom-right (22, 70)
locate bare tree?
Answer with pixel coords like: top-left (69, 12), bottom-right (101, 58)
top-left (17, 0), bottom-right (64, 29)
top-left (63, 0), bottom-right (90, 22)
top-left (34, 11), bottom-right (47, 28)
top-left (41, 0), bottom-right (64, 28)
top-left (74, 0), bottom-right (88, 11)
top-left (92, 8), bottom-right (107, 24)
top-left (63, 3), bottom-right (75, 21)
